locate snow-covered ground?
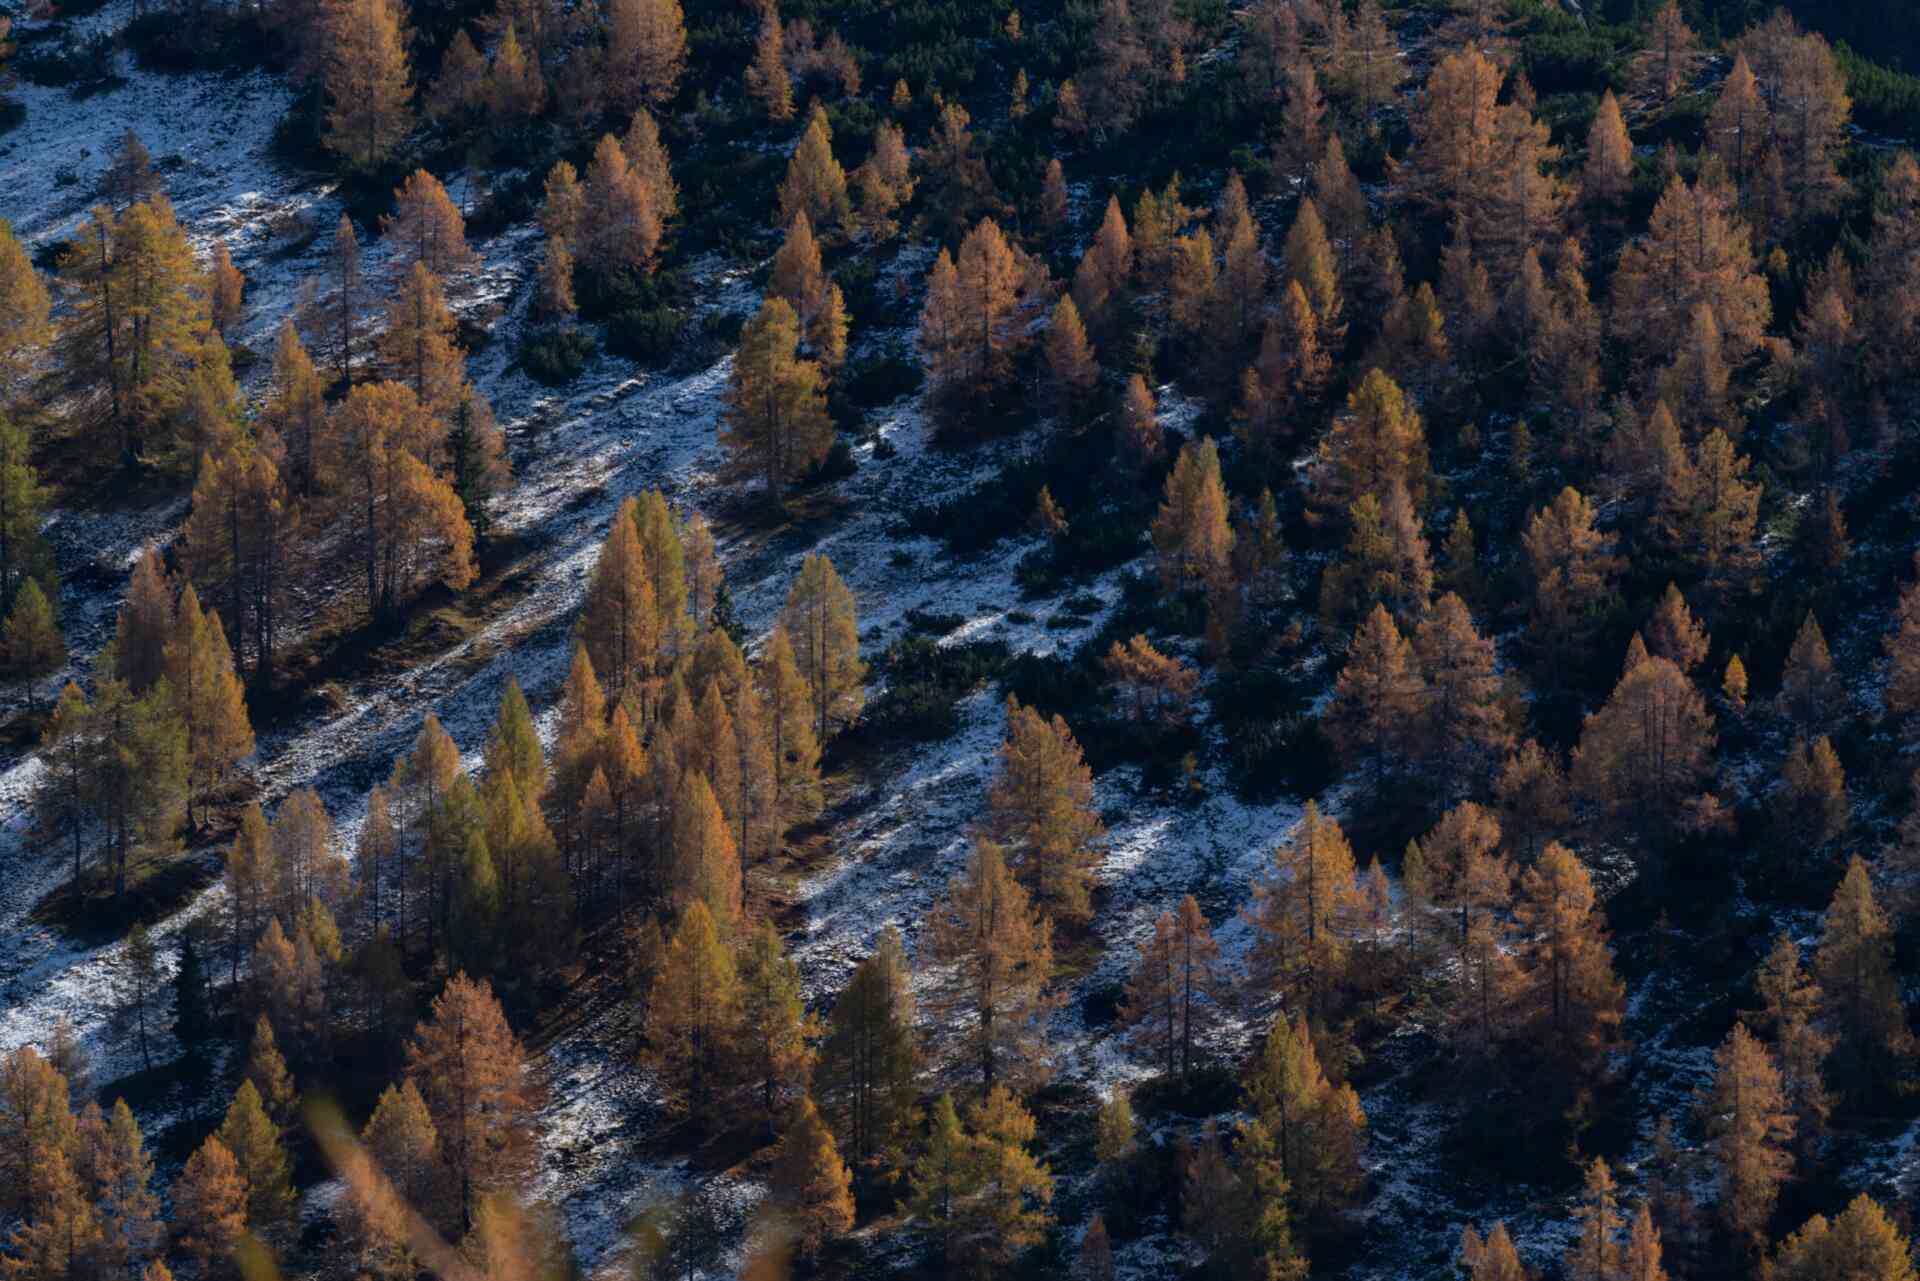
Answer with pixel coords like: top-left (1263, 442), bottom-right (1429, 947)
top-left (2, 14), bottom-right (1912, 1281)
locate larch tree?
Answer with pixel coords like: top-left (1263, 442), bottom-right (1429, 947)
top-left (1625, 1203), bottom-right (1669, 1281)
top-left (852, 120), bottom-right (915, 238)
top-left (756, 624), bottom-right (823, 830)
top-left (1150, 437), bottom-right (1233, 597)
top-left (647, 899), bottom-right (742, 1123)
top-left (1515, 843), bottom-right (1624, 1075)
top-left (162, 587), bottom-right (253, 828)
top-left (1459, 1223), bottom-right (1527, 1281)
top-left (1246, 802), bottom-right (1361, 1010)
top-left (777, 109), bottom-right (850, 236)
top-left (1117, 895), bottom-right (1223, 1081)
top-left (1777, 611), bottom-right (1841, 734)
top-left (745, 7), bottom-right (793, 122)
top-left (1697, 1022), bottom-right (1793, 1248)
top-left (1414, 591), bottom-right (1511, 801)
top-left (768, 1095), bottom-right (854, 1256)
top-left (924, 839), bottom-right (1058, 1095)
top-left (1566, 1157), bottom-right (1622, 1281)
top-left (1072, 197), bottom-right (1133, 342)
top-left (606, 0), bottom-right (686, 109)
top-left (719, 298), bottom-right (832, 505)
top-left (1611, 176), bottom-right (1770, 372)
top-left (1885, 556), bottom-right (1920, 725)
top-left (0, 578), bottom-right (63, 711)
top-left (576, 499), bottom-right (659, 706)
top-left (669, 770), bottom-right (742, 936)
top-left (1522, 487), bottom-right (1621, 674)
top-left (1280, 198), bottom-right (1342, 342)
top-left (1646, 583), bottom-right (1710, 673)
top-left (322, 0), bottom-right (415, 170)
top-left (1814, 858), bottom-right (1907, 1074)
top-left (0, 219), bottom-right (52, 405)
top-left (817, 926), bottom-right (917, 1176)
top-left (1752, 930), bottom-right (1834, 1149)
top-left (405, 974), bottom-right (538, 1231)
top-left (1043, 295), bottom-right (1098, 423)
top-left (323, 214), bottom-right (365, 385)
top-left (580, 134), bottom-right (663, 277)
top-left (216, 1080), bottom-right (294, 1227)
top-left (1309, 368), bottom-right (1427, 527)
top-left (1327, 605), bottom-right (1426, 793)
top-left (1646, 0), bottom-right (1694, 103)
top-left (207, 241), bottom-right (244, 341)
top-left (321, 381), bottom-right (473, 617)
top-left (1572, 655), bottom-right (1715, 847)
top-left (383, 170), bottom-right (476, 282)
top-left (736, 919), bottom-right (813, 1135)
top-left (171, 1137), bottom-right (247, 1269)
top-left (378, 262), bottom-right (466, 419)
top-left (1773, 736), bottom-right (1848, 854)
top-left (986, 696), bottom-right (1105, 924)
top-left (1765, 1195), bottom-right (1915, 1281)
top-left (1245, 1012), bottom-right (1367, 1224)
top-left (1582, 90), bottom-right (1633, 213)
top-left (1406, 802), bottom-right (1513, 951)
top-left (779, 554), bottom-right (864, 745)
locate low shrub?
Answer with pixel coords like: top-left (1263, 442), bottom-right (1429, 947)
top-left (519, 326), bottom-right (596, 386)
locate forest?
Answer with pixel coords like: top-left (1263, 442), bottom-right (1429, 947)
top-left (0, 0), bottom-right (1917, 1276)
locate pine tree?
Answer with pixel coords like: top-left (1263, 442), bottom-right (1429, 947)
top-left (986, 696), bottom-right (1105, 923)
top-left (769, 1095), bottom-right (854, 1255)
top-left (1327, 605), bottom-right (1425, 793)
top-left (745, 7), bottom-right (793, 122)
top-left (818, 926), bottom-right (916, 1174)
top-left (925, 839), bottom-right (1057, 1094)
top-left (778, 109), bottom-right (850, 235)
top-left (405, 973), bottom-right (537, 1230)
top-left (1246, 802), bottom-right (1361, 1009)
top-left (607, 0), bottom-right (686, 108)
top-left (172, 1137), bottom-right (246, 1269)
top-left (720, 298), bottom-right (833, 505)
top-left (322, 0), bottom-right (415, 169)
top-left (647, 900), bottom-right (742, 1123)
top-left (1697, 1022), bottom-right (1793, 1247)
top-left (1118, 895), bottom-right (1222, 1081)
